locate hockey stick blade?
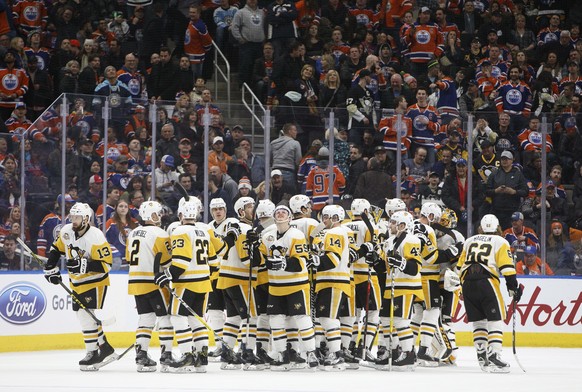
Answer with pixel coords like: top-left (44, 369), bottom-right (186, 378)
top-left (16, 237), bottom-right (116, 326)
top-left (174, 181), bottom-right (190, 202)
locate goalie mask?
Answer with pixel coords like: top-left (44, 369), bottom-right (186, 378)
top-left (440, 208), bottom-right (458, 229)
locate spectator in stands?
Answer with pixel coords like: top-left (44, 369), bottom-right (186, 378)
top-left (105, 199), bottom-right (138, 271)
top-left (486, 150), bottom-right (529, 230)
top-left (353, 150), bottom-right (394, 207)
top-left (266, 0), bottom-right (299, 58)
top-left (291, 64), bottom-right (322, 144)
top-left (154, 155), bottom-right (179, 202)
top-left (209, 165), bottom-right (238, 202)
top-left (271, 123), bottom-right (302, 190)
top-left (155, 123), bottom-right (179, 163)
top-left (208, 135), bottom-right (232, 175)
top-left (252, 41), bottom-right (275, 104)
top-left (96, 186), bottom-right (122, 228)
top-left (46, 137), bottom-right (76, 192)
top-left (139, 2), bottom-right (165, 68)
top-left (177, 56), bottom-right (195, 96)
top-left (227, 146), bottom-right (251, 184)
top-left (403, 7), bottom-right (444, 78)
top-left (471, 118), bottom-right (497, 158)
top-left (340, 45), bottom-right (365, 89)
top-left (404, 146), bottom-right (431, 187)
top-left (93, 65), bottom-right (133, 133)
top-left (78, 55), bottom-right (102, 95)
top-left (108, 155), bottom-right (132, 191)
top-left (208, 175), bottom-right (235, 218)
top-left (522, 181), bottom-right (568, 233)
top-left (417, 171), bottom-right (443, 204)
top-left (503, 211), bottom-right (541, 254)
top-left (24, 55), bottom-right (52, 120)
top-left (547, 220), bottom-right (569, 272)
top-left (494, 112), bottom-right (519, 160)
top-left (148, 47), bottom-right (180, 101)
top-left (233, 177), bottom-right (256, 204)
top-left (0, 234), bottom-right (20, 271)
top-left (80, 173), bottom-right (104, 212)
top-left (237, 137), bottom-right (265, 188)
top-left (346, 68), bottom-right (375, 144)
top-left (516, 245), bottom-right (554, 275)
top-left (321, 0), bottom-right (349, 30)
top-left (272, 40), bottom-right (304, 100)
top-left (117, 52), bottom-right (145, 101)
top-left (105, 39), bottom-right (124, 70)
top-left (319, 69), bottom-right (347, 119)
top-left (168, 173), bottom-right (201, 213)
top-left (441, 158), bottom-right (481, 234)
top-left (0, 50), bottom-right (29, 120)
top-left (231, 0), bottom-right (265, 90)
top-left (380, 73), bottom-right (414, 112)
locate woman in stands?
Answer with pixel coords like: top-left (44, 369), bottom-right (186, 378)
top-left (105, 199), bottom-right (138, 270)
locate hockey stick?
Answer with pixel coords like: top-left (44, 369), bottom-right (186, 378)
top-left (168, 287), bottom-right (225, 345)
top-left (16, 237), bottom-right (115, 326)
top-left (359, 213), bottom-right (376, 360)
top-left (512, 284), bottom-right (526, 373)
top-left (388, 267), bottom-right (395, 371)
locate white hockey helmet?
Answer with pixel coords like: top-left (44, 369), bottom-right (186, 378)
top-left (351, 198), bottom-right (371, 216)
top-left (480, 214), bottom-right (500, 234)
top-left (209, 198), bottom-right (227, 210)
top-left (321, 204), bottom-right (345, 222)
top-left (440, 208), bottom-right (458, 229)
top-left (256, 199), bottom-right (276, 220)
top-left (390, 210), bottom-right (414, 234)
top-left (273, 204), bottom-right (292, 224)
top-left (289, 194), bottom-right (312, 214)
top-left (179, 198), bottom-right (202, 220)
top-left (385, 198), bottom-right (406, 217)
top-left (69, 202), bottom-right (93, 226)
top-left (421, 202), bottom-right (442, 223)
top-left (234, 196), bottom-right (255, 218)
top-left (139, 200), bottom-right (162, 224)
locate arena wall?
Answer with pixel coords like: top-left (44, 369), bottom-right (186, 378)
top-left (0, 274), bottom-right (580, 352)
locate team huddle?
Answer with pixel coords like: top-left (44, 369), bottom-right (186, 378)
top-left (42, 195), bottom-right (522, 374)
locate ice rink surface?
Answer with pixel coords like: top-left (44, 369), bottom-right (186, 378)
top-left (0, 346), bottom-right (579, 392)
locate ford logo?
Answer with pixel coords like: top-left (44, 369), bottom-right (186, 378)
top-left (0, 282), bottom-right (47, 325)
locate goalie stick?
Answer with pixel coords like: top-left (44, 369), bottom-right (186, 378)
top-left (17, 237), bottom-right (116, 326)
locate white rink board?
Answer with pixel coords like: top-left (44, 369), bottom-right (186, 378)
top-left (1, 274), bottom-right (581, 337)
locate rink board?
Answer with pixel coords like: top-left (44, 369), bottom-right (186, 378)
top-left (0, 273), bottom-right (580, 352)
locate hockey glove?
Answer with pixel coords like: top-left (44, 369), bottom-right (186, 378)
top-left (443, 269), bottom-right (461, 292)
top-left (387, 255), bottom-right (406, 271)
top-left (509, 284), bottom-right (523, 303)
top-left (443, 243), bottom-right (459, 260)
top-left (266, 255), bottom-right (287, 271)
top-left (155, 268), bottom-right (172, 288)
top-left (365, 250), bottom-right (379, 266)
top-left (67, 257), bottom-right (89, 274)
top-left (357, 242), bottom-right (375, 258)
top-left (307, 254), bottom-right (320, 270)
top-left (246, 228), bottom-right (260, 244)
top-left (44, 266), bottom-right (62, 285)
top-left (225, 222), bottom-right (241, 238)
top-left (349, 247), bottom-right (359, 265)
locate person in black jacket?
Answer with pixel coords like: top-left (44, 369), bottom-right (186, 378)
top-left (147, 47), bottom-right (180, 101)
top-left (485, 151), bottom-right (529, 230)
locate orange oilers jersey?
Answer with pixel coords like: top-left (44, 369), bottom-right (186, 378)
top-left (378, 115), bottom-right (412, 153)
top-left (381, 0), bottom-right (413, 29)
top-left (184, 19), bottom-right (212, 64)
top-left (305, 165), bottom-right (346, 211)
top-left (404, 22), bottom-right (444, 63)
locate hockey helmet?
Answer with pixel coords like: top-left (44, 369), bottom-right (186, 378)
top-left (480, 214), bottom-right (499, 234)
top-left (273, 205), bottom-right (292, 224)
top-left (322, 205), bottom-right (345, 222)
top-left (234, 196), bottom-right (255, 218)
top-left (289, 194), bottom-right (312, 214)
top-left (385, 198), bottom-right (406, 217)
top-left (209, 198), bottom-right (227, 210)
top-left (390, 210), bottom-right (414, 234)
top-left (179, 198), bottom-right (202, 220)
top-left (139, 200), bottom-right (162, 224)
top-left (351, 198), bottom-right (371, 217)
top-left (420, 202), bottom-right (442, 223)
top-left (256, 199), bottom-right (276, 220)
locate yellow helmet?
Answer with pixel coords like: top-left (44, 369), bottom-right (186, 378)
top-left (440, 208), bottom-right (458, 229)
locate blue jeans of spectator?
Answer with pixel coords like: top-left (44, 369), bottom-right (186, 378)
top-left (238, 41), bottom-right (263, 89)
top-left (191, 62), bottom-right (204, 81)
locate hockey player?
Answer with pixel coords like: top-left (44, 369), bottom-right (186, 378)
top-left (206, 198), bottom-right (238, 360)
top-left (43, 203), bottom-right (117, 371)
top-left (456, 214), bottom-right (522, 373)
top-left (343, 199), bottom-right (381, 363)
top-left (289, 194), bottom-right (320, 239)
top-left (374, 210), bottom-right (423, 370)
top-left (126, 201), bottom-right (174, 372)
top-left (311, 205), bottom-right (353, 371)
top-left (433, 208), bottom-right (465, 364)
top-left (258, 205), bottom-right (318, 371)
top-left (410, 202), bottom-right (442, 366)
top-left (155, 198), bottom-right (218, 373)
top-left (216, 196), bottom-right (259, 370)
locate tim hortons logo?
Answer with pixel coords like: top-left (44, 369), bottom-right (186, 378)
top-left (452, 286), bottom-right (582, 327)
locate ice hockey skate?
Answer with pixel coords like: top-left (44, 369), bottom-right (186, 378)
top-left (208, 345), bottom-right (223, 363)
top-left (219, 345), bottom-right (242, 370)
top-left (159, 348), bottom-right (173, 373)
top-left (241, 348), bottom-right (266, 371)
top-left (194, 346), bottom-right (208, 373)
top-left (487, 351), bottom-right (510, 373)
top-left (417, 345), bottom-right (439, 367)
top-left (391, 350), bottom-right (416, 372)
top-left (270, 350), bottom-right (291, 372)
top-left (169, 352), bottom-right (195, 373)
top-left (79, 350), bottom-right (100, 372)
top-left (135, 345), bottom-right (157, 373)
top-left (322, 351), bottom-right (346, 372)
top-left (287, 344), bottom-right (307, 370)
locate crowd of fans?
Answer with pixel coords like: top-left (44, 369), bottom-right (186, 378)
top-left (0, 0), bottom-right (581, 276)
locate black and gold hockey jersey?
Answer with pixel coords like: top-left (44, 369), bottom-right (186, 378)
top-left (313, 225), bottom-right (353, 297)
top-left (127, 225), bottom-right (172, 295)
top-left (414, 220), bottom-right (440, 282)
top-left (381, 232), bottom-right (424, 300)
top-left (217, 222), bottom-right (254, 290)
top-left (171, 223), bottom-right (218, 293)
top-left (457, 234), bottom-right (516, 282)
top-left (51, 224), bottom-right (113, 294)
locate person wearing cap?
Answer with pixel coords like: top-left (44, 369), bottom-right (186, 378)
top-left (521, 180), bottom-right (568, 232)
top-left (485, 150), bottom-right (529, 230)
top-left (80, 174), bottom-right (104, 212)
top-left (6, 101), bottom-right (36, 144)
top-left (109, 155), bottom-right (133, 190)
top-left (516, 245), bottom-right (553, 275)
top-left (208, 135), bottom-right (233, 175)
top-left (502, 211), bottom-right (540, 255)
top-left (271, 123), bottom-right (302, 191)
top-left (402, 6), bottom-right (444, 78)
top-left (268, 168), bottom-right (296, 206)
top-left (482, 29), bottom-right (511, 62)
top-left (417, 170), bottom-right (443, 204)
top-left (346, 67), bottom-right (375, 144)
top-left (473, 139), bottom-right (500, 187)
top-left (154, 155), bottom-right (179, 201)
top-left (476, 45), bottom-right (508, 83)
top-left (459, 77), bottom-right (491, 119)
top-left (78, 54), bottom-right (102, 95)
top-left (233, 176), bottom-right (256, 203)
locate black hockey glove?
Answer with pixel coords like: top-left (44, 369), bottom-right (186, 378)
top-left (266, 255), bottom-right (287, 271)
top-left (155, 269), bottom-right (172, 287)
top-left (246, 228), bottom-right (260, 244)
top-left (44, 267), bottom-right (62, 285)
top-left (506, 275), bottom-right (522, 303)
top-left (67, 257), bottom-right (89, 274)
top-left (387, 255), bottom-right (406, 271)
top-left (306, 254), bottom-right (320, 270)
